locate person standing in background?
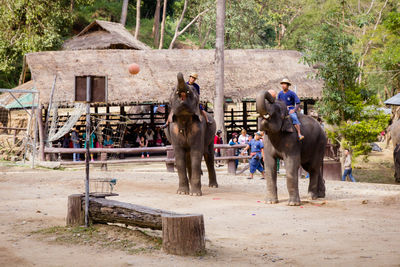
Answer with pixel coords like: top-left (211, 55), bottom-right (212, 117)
top-left (342, 149), bottom-right (356, 182)
top-left (71, 128), bottom-right (80, 162)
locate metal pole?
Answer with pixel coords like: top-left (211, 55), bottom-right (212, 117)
top-left (84, 76), bottom-right (91, 227)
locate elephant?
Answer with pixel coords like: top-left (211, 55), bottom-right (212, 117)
top-left (164, 72), bottom-right (218, 196)
top-left (256, 90), bottom-right (327, 205)
top-left (390, 119), bottom-right (400, 182)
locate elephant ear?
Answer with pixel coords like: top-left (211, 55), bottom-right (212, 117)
top-left (281, 117), bottom-right (294, 133)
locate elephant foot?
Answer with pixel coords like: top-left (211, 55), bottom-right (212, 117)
top-left (318, 191), bottom-right (325, 198)
top-left (288, 197), bottom-right (301, 206)
top-left (189, 190), bottom-right (202, 196)
top-left (265, 198), bottom-right (279, 204)
top-left (308, 192), bottom-right (318, 200)
top-left (208, 182), bottom-right (218, 188)
top-left (177, 187), bottom-right (189, 195)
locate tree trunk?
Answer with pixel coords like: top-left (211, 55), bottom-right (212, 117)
top-left (134, 0), bottom-right (141, 39)
top-left (162, 214), bottom-right (205, 256)
top-left (214, 0), bottom-right (226, 143)
top-left (168, 2), bottom-right (210, 49)
top-left (152, 0), bottom-right (161, 47)
top-left (159, 0), bottom-right (167, 49)
top-left (86, 197), bottom-right (177, 230)
top-left (66, 194), bottom-right (84, 226)
top-left (120, 0), bottom-right (129, 26)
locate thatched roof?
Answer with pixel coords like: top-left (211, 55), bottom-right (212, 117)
top-left (26, 49), bottom-right (322, 106)
top-left (62, 20), bottom-right (150, 50)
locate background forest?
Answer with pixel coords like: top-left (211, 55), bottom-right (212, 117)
top-left (0, 0), bottom-right (399, 155)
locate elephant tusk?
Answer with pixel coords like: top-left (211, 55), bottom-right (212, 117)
top-left (264, 114), bottom-right (270, 120)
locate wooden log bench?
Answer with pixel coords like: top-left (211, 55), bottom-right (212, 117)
top-left (66, 194), bottom-right (205, 256)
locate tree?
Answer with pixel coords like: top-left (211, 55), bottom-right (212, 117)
top-left (134, 0), bottom-right (141, 39)
top-left (120, 0), bottom-right (129, 26)
top-left (0, 0), bottom-right (74, 88)
top-left (152, 0), bottom-right (161, 47)
top-left (168, 0), bottom-right (210, 49)
top-left (159, 0), bottom-right (167, 49)
top-left (214, 0), bottom-right (226, 142)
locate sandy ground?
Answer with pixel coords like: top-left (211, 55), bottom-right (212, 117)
top-left (1, 161), bottom-right (400, 267)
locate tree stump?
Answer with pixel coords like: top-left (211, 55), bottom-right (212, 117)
top-left (162, 214), bottom-right (205, 256)
top-left (66, 194), bottom-right (84, 226)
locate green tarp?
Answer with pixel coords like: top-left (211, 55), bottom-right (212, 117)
top-left (6, 93), bottom-right (37, 109)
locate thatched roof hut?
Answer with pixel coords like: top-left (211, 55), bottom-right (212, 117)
top-left (26, 49), bottom-right (322, 106)
top-left (62, 20), bottom-right (150, 50)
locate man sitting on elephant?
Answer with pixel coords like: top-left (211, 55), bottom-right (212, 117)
top-left (242, 131), bottom-right (265, 180)
top-left (277, 78), bottom-right (304, 140)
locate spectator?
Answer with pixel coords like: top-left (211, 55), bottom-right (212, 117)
top-left (145, 128), bottom-right (155, 147)
top-left (83, 131), bottom-right (96, 162)
top-left (155, 127), bottom-right (163, 146)
top-left (229, 135), bottom-right (240, 169)
top-left (102, 122), bottom-right (113, 139)
top-left (342, 149), bottom-right (356, 182)
top-left (214, 130), bottom-right (223, 167)
top-left (62, 133), bottom-right (70, 148)
top-left (241, 132), bottom-right (265, 179)
top-left (71, 128), bottom-right (80, 162)
top-left (139, 136), bottom-right (149, 158)
top-left (103, 135), bottom-right (114, 148)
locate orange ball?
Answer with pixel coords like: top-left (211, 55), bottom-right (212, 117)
top-left (128, 63), bottom-right (140, 75)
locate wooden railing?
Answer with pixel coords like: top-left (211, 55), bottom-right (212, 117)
top-left (44, 144), bottom-right (249, 174)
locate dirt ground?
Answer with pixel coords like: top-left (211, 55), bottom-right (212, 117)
top-left (1, 154), bottom-right (400, 266)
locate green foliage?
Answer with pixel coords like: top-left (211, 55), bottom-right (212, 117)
top-left (302, 23), bottom-right (372, 125)
top-left (0, 0), bottom-right (76, 88)
top-left (338, 112), bottom-right (390, 157)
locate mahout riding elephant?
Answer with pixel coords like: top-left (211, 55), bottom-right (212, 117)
top-left (164, 72), bottom-right (218, 196)
top-left (256, 90), bottom-right (327, 205)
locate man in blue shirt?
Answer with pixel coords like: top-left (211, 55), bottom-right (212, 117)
top-left (241, 132), bottom-right (265, 179)
top-left (277, 78), bottom-right (304, 140)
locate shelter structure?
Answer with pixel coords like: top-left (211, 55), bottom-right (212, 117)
top-left (25, 49), bottom-right (322, 145)
top-left (62, 20), bottom-right (150, 51)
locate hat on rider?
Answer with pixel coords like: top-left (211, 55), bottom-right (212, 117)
top-left (190, 73), bottom-right (198, 79)
top-left (280, 78), bottom-right (291, 86)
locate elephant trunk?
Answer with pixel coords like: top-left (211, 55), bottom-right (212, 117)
top-left (256, 90), bottom-right (275, 116)
top-left (177, 72), bottom-right (186, 93)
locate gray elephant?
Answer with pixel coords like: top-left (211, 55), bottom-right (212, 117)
top-left (390, 119), bottom-right (400, 182)
top-left (164, 73), bottom-right (218, 196)
top-left (256, 90), bottom-right (327, 205)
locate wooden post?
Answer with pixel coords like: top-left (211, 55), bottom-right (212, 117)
top-left (226, 147), bottom-right (236, 174)
top-left (166, 147), bottom-right (175, 172)
top-left (162, 214), bottom-right (205, 256)
top-left (243, 101), bottom-right (247, 130)
top-left (66, 194), bottom-right (84, 226)
top-left (150, 104), bottom-right (155, 128)
top-left (304, 100), bottom-right (308, 115)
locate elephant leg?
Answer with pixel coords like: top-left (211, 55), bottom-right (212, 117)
top-left (189, 150), bottom-right (203, 196)
top-left (264, 153), bottom-right (278, 204)
top-left (186, 151), bottom-right (192, 184)
top-left (175, 147), bottom-right (189, 195)
top-left (284, 156), bottom-right (301, 206)
top-left (204, 144), bottom-right (218, 188)
top-left (317, 164), bottom-right (326, 198)
top-left (307, 169), bottom-right (319, 200)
